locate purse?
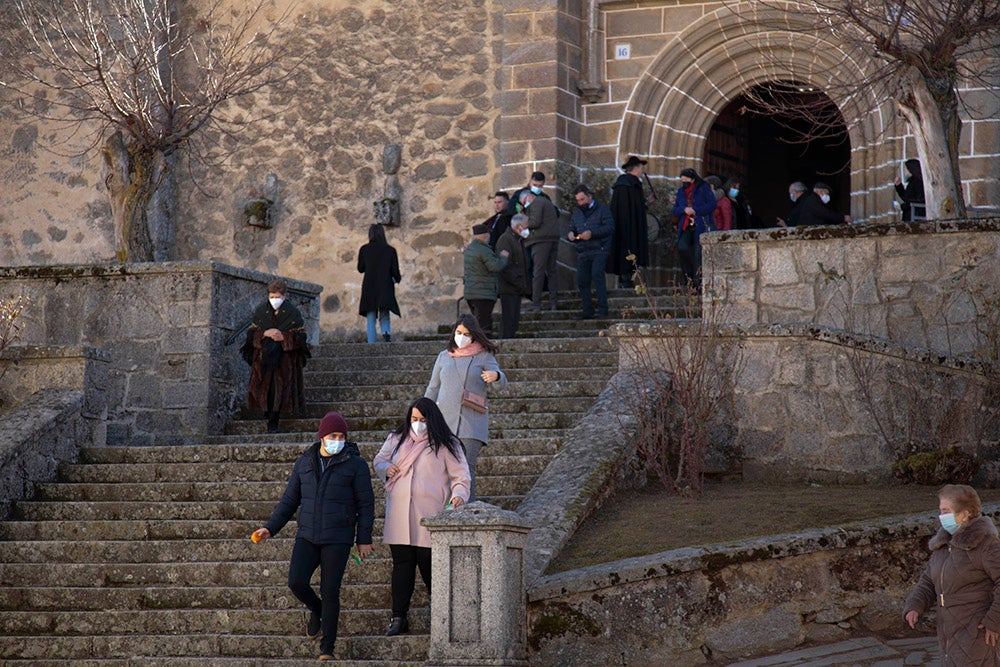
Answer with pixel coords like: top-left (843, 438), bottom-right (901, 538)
top-left (461, 389), bottom-right (487, 414)
top-left (459, 356), bottom-right (488, 414)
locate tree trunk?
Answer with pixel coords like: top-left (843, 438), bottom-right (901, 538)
top-left (896, 66), bottom-right (966, 220)
top-left (102, 131), bottom-right (176, 262)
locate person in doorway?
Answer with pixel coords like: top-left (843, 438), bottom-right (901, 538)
top-left (780, 182), bottom-right (848, 227)
top-left (671, 168), bottom-right (716, 290)
top-left (424, 313), bottom-right (506, 501)
top-left (373, 397), bottom-right (470, 637)
top-left (463, 223), bottom-right (509, 335)
top-left (495, 213), bottom-right (531, 338)
top-left (705, 175), bottom-right (733, 231)
top-left (568, 184), bottom-right (615, 320)
top-left (520, 189), bottom-right (561, 312)
top-left (252, 411), bottom-right (375, 661)
top-left (895, 159), bottom-right (925, 222)
top-left (810, 183), bottom-right (851, 224)
top-left (357, 223), bottom-right (402, 343)
top-left (483, 191), bottom-right (512, 248)
top-left (241, 280), bottom-right (309, 433)
top-left (724, 177), bottom-right (752, 230)
top-left (608, 155), bottom-right (655, 288)
top-left (904, 484), bottom-right (1000, 665)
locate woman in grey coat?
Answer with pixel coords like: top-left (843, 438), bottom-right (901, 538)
top-left (424, 313), bottom-right (507, 501)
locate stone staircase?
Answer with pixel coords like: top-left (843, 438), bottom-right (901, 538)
top-left (0, 287), bottom-right (687, 665)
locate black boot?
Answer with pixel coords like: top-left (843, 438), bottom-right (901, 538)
top-left (385, 615), bottom-right (409, 636)
top-left (383, 333), bottom-right (391, 342)
top-left (266, 411), bottom-right (280, 433)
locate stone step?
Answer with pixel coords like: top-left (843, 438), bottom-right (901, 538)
top-left (292, 396), bottom-right (593, 419)
top-left (305, 365), bottom-right (612, 386)
top-left (302, 350), bottom-right (617, 372)
top-left (308, 379), bottom-right (608, 402)
top-left (29, 475), bottom-right (538, 503)
top-left (0, 582), bottom-right (417, 613)
top-left (79, 438), bottom-right (561, 464)
top-left (312, 335), bottom-right (617, 356)
top-left (57, 453), bottom-right (549, 485)
top-left (0, 608), bottom-right (430, 639)
top-left (0, 634), bottom-right (429, 665)
top-left (203, 430), bottom-right (562, 447)
top-left (0, 558), bottom-right (410, 588)
top-left (225, 411), bottom-right (584, 435)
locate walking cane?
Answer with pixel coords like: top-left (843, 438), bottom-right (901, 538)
top-left (642, 172), bottom-right (658, 202)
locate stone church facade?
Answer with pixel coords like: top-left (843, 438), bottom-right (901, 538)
top-left (0, 0), bottom-right (997, 333)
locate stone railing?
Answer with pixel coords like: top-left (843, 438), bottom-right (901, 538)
top-left (526, 504), bottom-right (977, 665)
top-left (0, 389), bottom-right (95, 520)
top-left (0, 261), bottom-right (322, 445)
top-left (1, 345), bottom-right (110, 448)
top-left (702, 218), bottom-right (1000, 356)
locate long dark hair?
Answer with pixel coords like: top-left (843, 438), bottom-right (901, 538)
top-left (390, 397), bottom-right (465, 459)
top-left (446, 313), bottom-right (499, 354)
top-left (368, 223), bottom-right (387, 244)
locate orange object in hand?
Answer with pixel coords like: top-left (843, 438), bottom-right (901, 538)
top-left (250, 529), bottom-right (266, 543)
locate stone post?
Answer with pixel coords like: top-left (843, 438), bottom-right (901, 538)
top-left (423, 501), bottom-right (533, 667)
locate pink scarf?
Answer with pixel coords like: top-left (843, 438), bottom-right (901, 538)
top-left (384, 434), bottom-right (428, 492)
top-left (449, 341), bottom-right (484, 358)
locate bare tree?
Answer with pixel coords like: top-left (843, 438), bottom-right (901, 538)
top-left (737, 0), bottom-right (1000, 220)
top-left (1, 0), bottom-right (291, 261)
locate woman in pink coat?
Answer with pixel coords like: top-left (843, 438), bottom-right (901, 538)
top-left (373, 397), bottom-right (470, 637)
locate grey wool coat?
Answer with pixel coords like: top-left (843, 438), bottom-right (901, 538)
top-left (904, 515), bottom-right (1000, 666)
top-left (424, 350), bottom-right (507, 444)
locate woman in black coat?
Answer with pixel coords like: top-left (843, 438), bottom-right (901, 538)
top-left (895, 159), bottom-right (925, 222)
top-left (358, 223), bottom-right (402, 343)
top-left (253, 411), bottom-right (375, 661)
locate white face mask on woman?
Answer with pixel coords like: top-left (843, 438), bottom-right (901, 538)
top-left (410, 421), bottom-right (428, 438)
top-left (454, 333), bottom-right (472, 349)
top-left (269, 297), bottom-right (284, 310)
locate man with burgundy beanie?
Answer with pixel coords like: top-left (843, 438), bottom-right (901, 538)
top-left (252, 411), bottom-right (375, 660)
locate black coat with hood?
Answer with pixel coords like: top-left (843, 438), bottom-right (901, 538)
top-left (265, 441), bottom-right (375, 546)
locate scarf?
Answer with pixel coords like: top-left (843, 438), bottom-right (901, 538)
top-left (449, 341), bottom-right (485, 358)
top-left (681, 182), bottom-right (696, 231)
top-left (384, 434), bottom-right (428, 492)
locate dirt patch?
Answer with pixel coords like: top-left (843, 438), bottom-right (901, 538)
top-left (547, 481), bottom-right (1000, 574)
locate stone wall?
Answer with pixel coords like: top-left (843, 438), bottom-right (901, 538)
top-left (526, 505), bottom-right (974, 665)
top-left (703, 219), bottom-right (1000, 356)
top-left (616, 321), bottom-right (1000, 484)
top-left (1, 345), bottom-right (111, 448)
top-left (0, 262), bottom-right (321, 445)
top-left (0, 390), bottom-right (91, 520)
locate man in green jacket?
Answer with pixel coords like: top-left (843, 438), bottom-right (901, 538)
top-left (464, 223), bottom-right (509, 334)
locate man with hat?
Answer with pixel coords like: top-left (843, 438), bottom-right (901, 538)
top-left (608, 156), bottom-right (656, 288)
top-left (464, 223), bottom-right (510, 334)
top-left (252, 411), bottom-right (375, 661)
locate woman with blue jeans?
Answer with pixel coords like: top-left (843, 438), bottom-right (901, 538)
top-left (357, 223), bottom-right (401, 342)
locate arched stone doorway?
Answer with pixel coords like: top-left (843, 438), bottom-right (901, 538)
top-left (617, 2), bottom-right (901, 224)
top-left (704, 83), bottom-right (851, 228)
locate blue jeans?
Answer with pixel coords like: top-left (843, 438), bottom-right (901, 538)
top-left (365, 310), bottom-right (390, 343)
top-left (576, 253), bottom-right (608, 316)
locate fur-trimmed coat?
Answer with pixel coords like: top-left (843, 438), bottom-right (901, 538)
top-left (904, 515), bottom-right (1000, 666)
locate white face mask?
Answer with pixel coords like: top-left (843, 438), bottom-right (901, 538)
top-left (410, 421), bottom-right (428, 438)
top-left (323, 437), bottom-right (345, 455)
top-left (820, 193), bottom-right (831, 205)
top-left (519, 228), bottom-right (530, 239)
top-left (454, 333), bottom-right (472, 349)
top-left (269, 297), bottom-right (284, 310)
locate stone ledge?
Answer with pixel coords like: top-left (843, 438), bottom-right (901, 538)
top-left (702, 217), bottom-right (1000, 245)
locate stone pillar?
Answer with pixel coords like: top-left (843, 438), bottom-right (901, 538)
top-left (423, 502), bottom-right (533, 667)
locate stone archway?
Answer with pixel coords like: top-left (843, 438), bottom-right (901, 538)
top-left (618, 2), bottom-right (901, 220)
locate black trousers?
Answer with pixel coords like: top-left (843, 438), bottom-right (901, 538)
top-left (287, 538), bottom-right (352, 654)
top-left (466, 298), bottom-right (496, 334)
top-left (498, 293), bottom-right (522, 339)
top-left (389, 544), bottom-right (432, 617)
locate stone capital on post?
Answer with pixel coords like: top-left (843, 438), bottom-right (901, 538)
top-left (423, 501), bottom-right (533, 667)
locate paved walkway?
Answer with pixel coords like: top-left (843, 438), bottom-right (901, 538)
top-left (728, 636), bottom-right (939, 667)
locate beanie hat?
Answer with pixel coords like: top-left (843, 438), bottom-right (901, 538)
top-left (472, 223), bottom-right (490, 235)
top-left (318, 411), bottom-right (348, 439)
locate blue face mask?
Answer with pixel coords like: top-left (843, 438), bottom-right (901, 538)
top-left (323, 437), bottom-right (346, 455)
top-left (939, 512), bottom-right (960, 534)
top-left (530, 185), bottom-right (542, 195)
top-left (729, 188), bottom-right (739, 198)
top-left (789, 193), bottom-right (797, 203)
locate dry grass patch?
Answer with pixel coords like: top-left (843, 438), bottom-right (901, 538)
top-left (547, 481), bottom-right (1000, 574)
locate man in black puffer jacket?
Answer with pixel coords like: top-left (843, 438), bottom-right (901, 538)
top-left (253, 411), bottom-right (375, 661)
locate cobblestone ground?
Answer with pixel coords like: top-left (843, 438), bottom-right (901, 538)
top-left (727, 636), bottom-right (939, 666)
